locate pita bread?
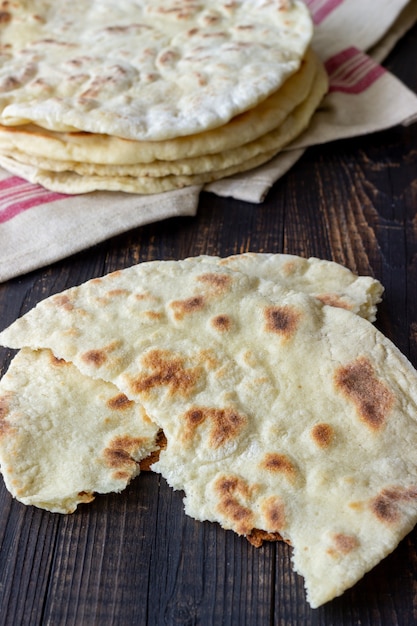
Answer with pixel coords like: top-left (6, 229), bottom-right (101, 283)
top-left (0, 0), bottom-right (312, 140)
top-left (1, 254), bottom-right (398, 608)
top-left (0, 48), bottom-right (319, 165)
top-left (217, 252), bottom-right (383, 322)
top-left (0, 253), bottom-right (381, 496)
top-left (0, 64), bottom-right (328, 193)
top-left (145, 296), bottom-right (417, 608)
top-left (0, 347), bottom-right (158, 513)
top-left (0, 58), bottom-right (327, 176)
top-left (0, 254), bottom-right (383, 358)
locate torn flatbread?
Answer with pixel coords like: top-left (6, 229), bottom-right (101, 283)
top-left (0, 256), bottom-right (415, 608)
top-left (0, 347), bottom-right (158, 513)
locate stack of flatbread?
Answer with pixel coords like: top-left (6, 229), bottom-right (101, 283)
top-left (3, 252), bottom-right (417, 609)
top-left (0, 1), bottom-right (328, 194)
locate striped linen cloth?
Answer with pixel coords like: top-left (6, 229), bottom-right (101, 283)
top-left (207, 0), bottom-right (417, 201)
top-left (1, 0), bottom-right (417, 282)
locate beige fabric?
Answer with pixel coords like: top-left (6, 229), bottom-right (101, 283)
top-left (1, 256), bottom-right (417, 608)
top-left (0, 0), bottom-right (312, 140)
top-left (368, 2), bottom-right (417, 63)
top-left (0, 179), bottom-right (201, 284)
top-left (309, 0), bottom-right (411, 59)
top-left (287, 64), bottom-right (417, 151)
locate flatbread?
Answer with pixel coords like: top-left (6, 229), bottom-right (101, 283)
top-left (217, 252), bottom-right (383, 322)
top-left (0, 254), bottom-right (384, 355)
top-left (1, 254), bottom-right (398, 608)
top-left (0, 47), bottom-right (319, 165)
top-left (0, 0), bottom-right (312, 140)
top-left (0, 56), bottom-right (328, 179)
top-left (0, 347), bottom-right (159, 513)
top-left (0, 147), bottom-right (277, 193)
top-left (0, 63), bottom-right (328, 194)
top-left (0, 252), bottom-right (381, 498)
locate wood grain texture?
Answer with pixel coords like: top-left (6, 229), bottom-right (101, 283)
top-left (0, 24), bottom-right (417, 626)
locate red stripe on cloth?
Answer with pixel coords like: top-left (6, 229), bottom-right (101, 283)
top-left (304, 0), bottom-right (345, 25)
top-left (325, 47), bottom-right (360, 75)
top-left (325, 47), bottom-right (386, 94)
top-left (0, 175), bottom-right (29, 191)
top-left (0, 176), bottom-right (67, 224)
top-left (329, 54), bottom-right (374, 86)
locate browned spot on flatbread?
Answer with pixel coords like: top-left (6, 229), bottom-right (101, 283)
top-left (0, 11), bottom-right (11, 23)
top-left (334, 357), bottom-right (394, 430)
top-left (52, 294), bottom-right (74, 311)
top-left (144, 310), bottom-right (164, 320)
top-left (140, 430), bottom-right (166, 471)
top-left (82, 348), bottom-right (108, 367)
top-left (77, 491), bottom-right (95, 505)
top-left (158, 49), bottom-right (179, 65)
top-left (107, 393), bottom-right (134, 411)
top-left (211, 314), bottom-right (232, 332)
top-left (199, 349), bottom-right (220, 370)
top-left (103, 435), bottom-right (146, 472)
top-left (311, 423), bottom-right (334, 448)
top-left (81, 341), bottom-right (121, 368)
top-left (135, 292), bottom-right (151, 301)
top-left (370, 487), bottom-right (417, 525)
top-left (329, 533), bottom-right (359, 555)
top-left (371, 490), bottom-right (401, 525)
top-left (316, 294), bottom-right (351, 310)
top-left (112, 470), bottom-right (132, 481)
top-left (260, 453), bottom-right (297, 481)
top-left (215, 475), bottom-right (254, 535)
top-left (197, 272), bottom-right (232, 294)
top-left (108, 270), bottom-right (123, 279)
top-left (262, 495), bottom-right (286, 532)
top-left (49, 353), bottom-right (69, 367)
top-left (183, 406), bottom-right (246, 449)
top-left (0, 393), bottom-right (13, 437)
top-left (154, 5), bottom-right (199, 19)
top-left (202, 13), bottom-right (221, 25)
top-left (246, 529), bottom-right (287, 548)
top-left (130, 349), bottom-right (200, 398)
top-left (0, 75), bottom-right (18, 91)
top-left (170, 295), bottom-right (205, 320)
top-left (184, 407), bottom-right (205, 429)
top-left (281, 259), bottom-right (298, 276)
top-left (106, 289), bottom-right (130, 297)
top-left (264, 305), bottom-right (300, 338)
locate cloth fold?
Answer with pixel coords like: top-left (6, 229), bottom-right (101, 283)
top-left (0, 0), bottom-right (416, 283)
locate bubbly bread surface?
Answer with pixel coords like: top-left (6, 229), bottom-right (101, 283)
top-left (0, 347), bottom-right (159, 513)
top-left (0, 0), bottom-right (313, 140)
top-left (0, 48), bottom-right (319, 164)
top-left (0, 50), bottom-right (328, 194)
top-left (1, 254), bottom-right (404, 609)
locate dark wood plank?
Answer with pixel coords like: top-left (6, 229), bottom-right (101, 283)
top-left (0, 500), bottom-right (61, 626)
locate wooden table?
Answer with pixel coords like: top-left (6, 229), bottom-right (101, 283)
top-left (1, 25), bottom-right (416, 626)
